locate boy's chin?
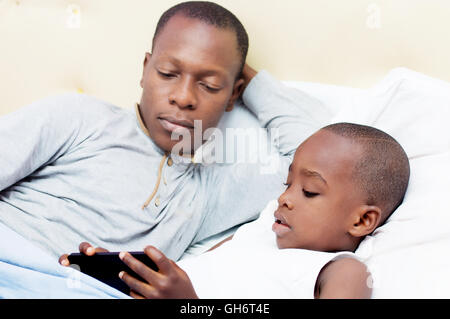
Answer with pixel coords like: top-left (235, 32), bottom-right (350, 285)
top-left (275, 236), bottom-right (303, 250)
top-left (275, 237), bottom-right (290, 249)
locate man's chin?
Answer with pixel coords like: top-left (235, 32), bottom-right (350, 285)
top-left (153, 138), bottom-right (195, 157)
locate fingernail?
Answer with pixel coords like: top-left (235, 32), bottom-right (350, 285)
top-left (119, 252), bottom-right (126, 260)
top-left (87, 247), bottom-right (94, 254)
top-left (62, 260), bottom-right (69, 266)
top-left (119, 271), bottom-right (124, 279)
top-left (150, 247), bottom-right (163, 259)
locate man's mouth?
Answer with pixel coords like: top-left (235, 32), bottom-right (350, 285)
top-left (158, 116), bottom-right (195, 133)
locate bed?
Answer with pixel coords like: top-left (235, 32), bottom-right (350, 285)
top-left (1, 0), bottom-right (450, 298)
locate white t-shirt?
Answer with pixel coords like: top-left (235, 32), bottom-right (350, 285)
top-left (178, 200), bottom-right (356, 298)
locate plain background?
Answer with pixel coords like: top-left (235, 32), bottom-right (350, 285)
top-left (1, 0), bottom-right (449, 114)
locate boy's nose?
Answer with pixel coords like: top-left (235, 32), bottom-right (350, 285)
top-left (169, 78), bottom-right (197, 110)
top-left (278, 191), bottom-right (294, 210)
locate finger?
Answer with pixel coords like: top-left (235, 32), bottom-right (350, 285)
top-left (143, 246), bottom-right (173, 275)
top-left (119, 251), bottom-right (161, 285)
top-left (130, 290), bottom-right (145, 299)
top-left (59, 254), bottom-right (70, 266)
top-left (119, 271), bottom-right (155, 298)
top-left (79, 242), bottom-right (95, 256)
top-left (94, 247), bottom-right (109, 253)
top-left (79, 242), bottom-right (109, 255)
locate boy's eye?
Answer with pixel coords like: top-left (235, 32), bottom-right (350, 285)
top-left (303, 189), bottom-right (319, 198)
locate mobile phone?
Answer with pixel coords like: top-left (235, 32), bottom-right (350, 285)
top-left (67, 251), bottom-right (158, 295)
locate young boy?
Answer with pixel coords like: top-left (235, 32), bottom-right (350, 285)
top-left (95, 122), bottom-right (411, 298)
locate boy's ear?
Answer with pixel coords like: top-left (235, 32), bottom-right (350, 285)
top-left (348, 205), bottom-right (382, 238)
top-left (225, 78), bottom-right (245, 112)
top-left (140, 52), bottom-right (152, 89)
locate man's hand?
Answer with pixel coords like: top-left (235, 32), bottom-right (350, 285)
top-left (119, 245), bottom-right (198, 299)
top-left (58, 242), bottom-right (109, 266)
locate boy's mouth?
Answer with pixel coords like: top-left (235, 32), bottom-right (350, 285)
top-left (275, 219), bottom-right (288, 226)
top-left (274, 210), bottom-right (289, 226)
top-left (272, 211), bottom-right (290, 236)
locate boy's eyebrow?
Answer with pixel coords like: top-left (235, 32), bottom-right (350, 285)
top-left (300, 168), bottom-right (328, 186)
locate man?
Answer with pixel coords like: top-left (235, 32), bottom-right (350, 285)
top-left (0, 1), bottom-right (327, 265)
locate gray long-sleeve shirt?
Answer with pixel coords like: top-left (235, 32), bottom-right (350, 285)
top-left (0, 71), bottom-right (329, 260)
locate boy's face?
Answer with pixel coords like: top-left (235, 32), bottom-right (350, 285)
top-left (139, 14), bottom-right (244, 154)
top-left (273, 129), bottom-right (366, 251)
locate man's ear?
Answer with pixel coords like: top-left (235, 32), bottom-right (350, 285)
top-left (225, 78), bottom-right (245, 112)
top-left (348, 205), bottom-right (382, 238)
top-left (140, 52), bottom-right (152, 89)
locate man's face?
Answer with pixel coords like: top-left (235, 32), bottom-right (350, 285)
top-left (139, 14), bottom-right (244, 154)
top-left (272, 129), bottom-right (366, 251)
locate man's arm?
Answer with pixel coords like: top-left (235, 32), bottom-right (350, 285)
top-left (315, 257), bottom-right (372, 299)
top-left (0, 94), bottom-right (82, 191)
top-left (242, 65), bottom-right (333, 156)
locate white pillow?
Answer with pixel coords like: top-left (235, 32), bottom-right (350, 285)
top-left (357, 151), bottom-right (450, 298)
top-left (342, 68), bottom-right (450, 298)
top-left (332, 68), bottom-right (450, 158)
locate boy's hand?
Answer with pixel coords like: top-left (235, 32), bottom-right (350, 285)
top-left (58, 242), bottom-right (109, 266)
top-left (119, 245), bottom-right (198, 299)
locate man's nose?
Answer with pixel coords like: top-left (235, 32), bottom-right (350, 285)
top-left (278, 191), bottom-right (294, 210)
top-left (169, 77), bottom-right (197, 110)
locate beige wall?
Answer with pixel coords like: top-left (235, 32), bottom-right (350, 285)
top-left (1, 0), bottom-right (449, 115)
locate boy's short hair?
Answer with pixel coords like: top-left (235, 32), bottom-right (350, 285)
top-left (323, 123), bottom-right (410, 224)
top-left (152, 1), bottom-right (249, 77)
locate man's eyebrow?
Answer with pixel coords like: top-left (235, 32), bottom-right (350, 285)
top-left (300, 168), bottom-right (328, 185)
top-left (160, 56), bottom-right (226, 78)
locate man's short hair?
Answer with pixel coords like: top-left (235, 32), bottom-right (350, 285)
top-left (323, 122), bottom-right (410, 224)
top-left (152, 1), bottom-right (249, 77)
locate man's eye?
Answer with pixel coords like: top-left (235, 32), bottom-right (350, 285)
top-left (200, 82), bottom-right (221, 93)
top-left (303, 189), bottom-right (319, 198)
top-left (283, 182), bottom-right (290, 188)
top-left (158, 71), bottom-right (176, 78)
